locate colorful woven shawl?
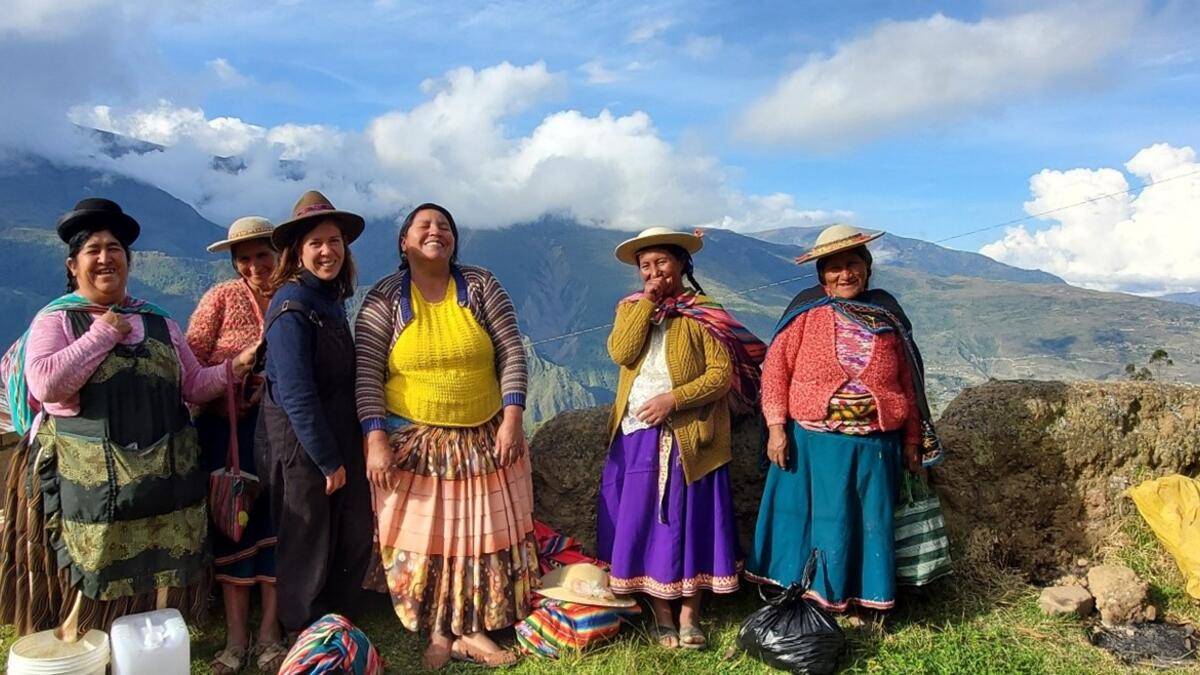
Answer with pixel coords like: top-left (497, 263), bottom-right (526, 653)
top-left (277, 614), bottom-right (385, 675)
top-left (620, 291), bottom-right (766, 415)
top-left (0, 293), bottom-right (169, 436)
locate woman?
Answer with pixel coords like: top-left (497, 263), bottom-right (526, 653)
top-left (260, 191), bottom-right (374, 638)
top-left (0, 198), bottom-right (255, 634)
top-left (355, 203), bottom-right (538, 670)
top-left (599, 227), bottom-right (765, 650)
top-left (187, 216), bottom-right (285, 674)
top-left (747, 223), bottom-right (942, 615)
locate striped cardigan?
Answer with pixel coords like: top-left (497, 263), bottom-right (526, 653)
top-left (354, 264), bottom-right (527, 434)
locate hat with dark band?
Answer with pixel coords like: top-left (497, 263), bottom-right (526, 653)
top-left (272, 190), bottom-right (365, 250)
top-left (55, 198), bottom-right (141, 246)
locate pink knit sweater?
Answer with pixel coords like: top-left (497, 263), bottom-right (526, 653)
top-left (761, 304), bottom-right (920, 446)
top-left (186, 278), bottom-right (265, 367)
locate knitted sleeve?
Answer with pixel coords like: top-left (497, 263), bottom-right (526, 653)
top-left (24, 311), bottom-right (121, 405)
top-left (186, 283), bottom-right (226, 367)
top-left (354, 276), bottom-right (399, 433)
top-left (670, 324), bottom-right (733, 411)
top-left (477, 270), bottom-right (527, 408)
top-left (760, 313), bottom-right (805, 426)
top-left (607, 299), bottom-right (655, 367)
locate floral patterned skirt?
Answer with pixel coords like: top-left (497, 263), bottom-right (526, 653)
top-left (371, 416), bottom-right (539, 636)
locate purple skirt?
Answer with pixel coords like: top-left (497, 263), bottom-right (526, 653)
top-left (596, 427), bottom-right (741, 599)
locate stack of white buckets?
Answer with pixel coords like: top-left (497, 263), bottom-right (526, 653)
top-left (8, 609), bottom-right (189, 674)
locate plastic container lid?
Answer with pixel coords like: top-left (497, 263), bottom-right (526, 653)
top-left (8, 629), bottom-right (109, 673)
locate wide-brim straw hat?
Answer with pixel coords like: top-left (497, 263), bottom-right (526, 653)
top-left (55, 197), bottom-right (140, 246)
top-left (614, 227), bottom-right (703, 265)
top-left (794, 223), bottom-right (884, 265)
top-left (207, 216), bottom-right (276, 253)
top-left (271, 190), bottom-right (365, 250)
top-left (536, 563), bottom-right (636, 608)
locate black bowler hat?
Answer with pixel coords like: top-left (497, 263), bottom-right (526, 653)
top-left (55, 198), bottom-right (141, 246)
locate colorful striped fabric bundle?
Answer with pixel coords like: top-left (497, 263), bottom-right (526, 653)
top-left (277, 614), bottom-right (385, 675)
top-left (516, 597), bottom-right (641, 658)
top-left (534, 520), bottom-right (602, 573)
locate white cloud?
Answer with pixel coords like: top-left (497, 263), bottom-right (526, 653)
top-left (627, 17), bottom-right (674, 44)
top-left (738, 4), bottom-right (1139, 148)
top-left (580, 60), bottom-right (620, 85)
top-left (207, 58), bottom-right (252, 87)
top-left (69, 61), bottom-right (842, 234)
top-left (703, 193), bottom-right (854, 232)
top-left (980, 143), bottom-right (1200, 295)
top-left (683, 34), bottom-right (723, 61)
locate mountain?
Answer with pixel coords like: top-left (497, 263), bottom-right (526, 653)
top-left (1162, 291), bottom-right (1200, 306)
top-left (751, 225), bottom-right (1063, 284)
top-left (2, 152), bottom-right (1199, 424)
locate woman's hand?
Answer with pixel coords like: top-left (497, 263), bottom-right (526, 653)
top-left (766, 424), bottom-right (788, 469)
top-left (365, 429), bottom-right (395, 491)
top-left (494, 406), bottom-right (527, 467)
top-left (97, 309), bottom-right (132, 336)
top-left (325, 466), bottom-right (347, 495)
top-left (903, 444), bottom-right (921, 474)
top-left (643, 277), bottom-right (666, 303)
top-left (636, 393), bottom-right (676, 427)
top-left (231, 343), bottom-right (258, 379)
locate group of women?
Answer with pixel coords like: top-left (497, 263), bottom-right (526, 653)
top-left (0, 189), bottom-right (940, 671)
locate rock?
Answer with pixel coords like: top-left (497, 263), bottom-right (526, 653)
top-left (529, 406), bottom-right (764, 554)
top-left (936, 381), bottom-right (1200, 581)
top-left (1144, 605), bottom-right (1158, 623)
top-left (1076, 558), bottom-right (1090, 568)
top-left (1052, 574), bottom-right (1087, 588)
top-left (1038, 585), bottom-right (1095, 617)
top-left (1087, 565), bottom-right (1151, 625)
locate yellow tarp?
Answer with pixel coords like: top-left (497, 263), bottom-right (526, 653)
top-left (1129, 474), bottom-right (1200, 600)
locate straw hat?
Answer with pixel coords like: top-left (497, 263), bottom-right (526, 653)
top-left (207, 216), bottom-right (275, 253)
top-left (56, 197), bottom-right (140, 246)
top-left (271, 190), bottom-right (365, 250)
top-left (537, 563), bottom-right (636, 608)
top-left (614, 227), bottom-right (703, 265)
top-left (794, 223), bottom-right (884, 265)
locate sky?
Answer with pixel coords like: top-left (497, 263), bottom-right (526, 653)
top-left (1, 0), bottom-right (1199, 295)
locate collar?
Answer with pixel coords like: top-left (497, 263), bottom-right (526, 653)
top-left (299, 270), bottom-right (339, 299)
top-left (399, 264), bottom-right (468, 324)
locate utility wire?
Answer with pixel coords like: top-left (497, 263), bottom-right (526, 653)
top-left (529, 166), bottom-right (1200, 348)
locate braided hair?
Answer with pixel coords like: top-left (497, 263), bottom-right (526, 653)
top-left (636, 244), bottom-right (705, 295)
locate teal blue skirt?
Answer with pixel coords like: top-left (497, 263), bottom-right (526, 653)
top-left (746, 424), bottom-right (900, 611)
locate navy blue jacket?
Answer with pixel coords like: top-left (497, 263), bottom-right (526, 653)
top-left (265, 272), bottom-right (349, 475)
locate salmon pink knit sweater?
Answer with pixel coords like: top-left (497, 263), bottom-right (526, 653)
top-left (761, 304), bottom-right (920, 446)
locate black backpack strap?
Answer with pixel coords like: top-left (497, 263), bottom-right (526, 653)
top-left (256, 299), bottom-right (322, 374)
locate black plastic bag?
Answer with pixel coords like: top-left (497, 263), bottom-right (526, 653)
top-left (738, 551), bottom-right (845, 674)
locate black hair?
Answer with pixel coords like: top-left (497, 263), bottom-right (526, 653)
top-left (65, 228), bottom-right (132, 292)
top-left (635, 244), bottom-right (705, 295)
top-left (398, 202), bottom-right (459, 270)
top-left (816, 245), bottom-right (872, 288)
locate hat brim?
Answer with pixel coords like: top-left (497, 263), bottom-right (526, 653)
top-left (794, 230), bottom-right (884, 265)
top-left (56, 209), bottom-right (140, 247)
top-left (207, 229), bottom-right (276, 253)
top-left (614, 232), bottom-right (703, 265)
top-left (535, 587), bottom-right (637, 608)
top-left (271, 210), bottom-right (365, 250)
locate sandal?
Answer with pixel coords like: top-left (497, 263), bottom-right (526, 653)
top-left (421, 642), bottom-right (452, 671)
top-left (679, 625), bottom-right (707, 650)
top-left (253, 640), bottom-right (289, 674)
top-left (450, 639), bottom-right (519, 668)
top-left (651, 624), bottom-right (680, 649)
top-left (210, 643), bottom-right (249, 675)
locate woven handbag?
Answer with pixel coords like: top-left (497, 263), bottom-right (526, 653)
top-left (208, 360), bottom-right (261, 543)
top-left (895, 471), bottom-right (953, 586)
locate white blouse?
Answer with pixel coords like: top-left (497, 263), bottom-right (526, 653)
top-left (621, 324), bottom-right (673, 434)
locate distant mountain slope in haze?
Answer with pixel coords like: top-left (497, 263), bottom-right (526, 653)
top-left (1162, 291), bottom-right (1200, 306)
top-left (751, 226), bottom-right (1063, 285)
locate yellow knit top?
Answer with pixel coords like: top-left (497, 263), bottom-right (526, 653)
top-left (385, 277), bottom-right (502, 426)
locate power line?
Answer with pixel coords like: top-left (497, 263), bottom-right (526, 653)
top-left (934, 166), bottom-right (1200, 244)
top-left (529, 166), bottom-right (1200, 348)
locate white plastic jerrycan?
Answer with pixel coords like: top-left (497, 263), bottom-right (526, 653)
top-left (109, 608), bottom-right (190, 675)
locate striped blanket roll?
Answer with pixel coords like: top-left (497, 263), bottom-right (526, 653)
top-left (895, 472), bottom-right (953, 587)
top-left (277, 614), bottom-right (384, 675)
top-left (516, 598), bottom-right (641, 658)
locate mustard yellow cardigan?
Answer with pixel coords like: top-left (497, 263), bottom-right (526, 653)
top-left (606, 297), bottom-right (733, 484)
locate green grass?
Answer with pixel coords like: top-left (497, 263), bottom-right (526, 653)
top-left (4, 512), bottom-right (1199, 673)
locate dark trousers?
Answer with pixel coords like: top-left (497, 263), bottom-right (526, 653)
top-left (261, 397), bottom-right (374, 632)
